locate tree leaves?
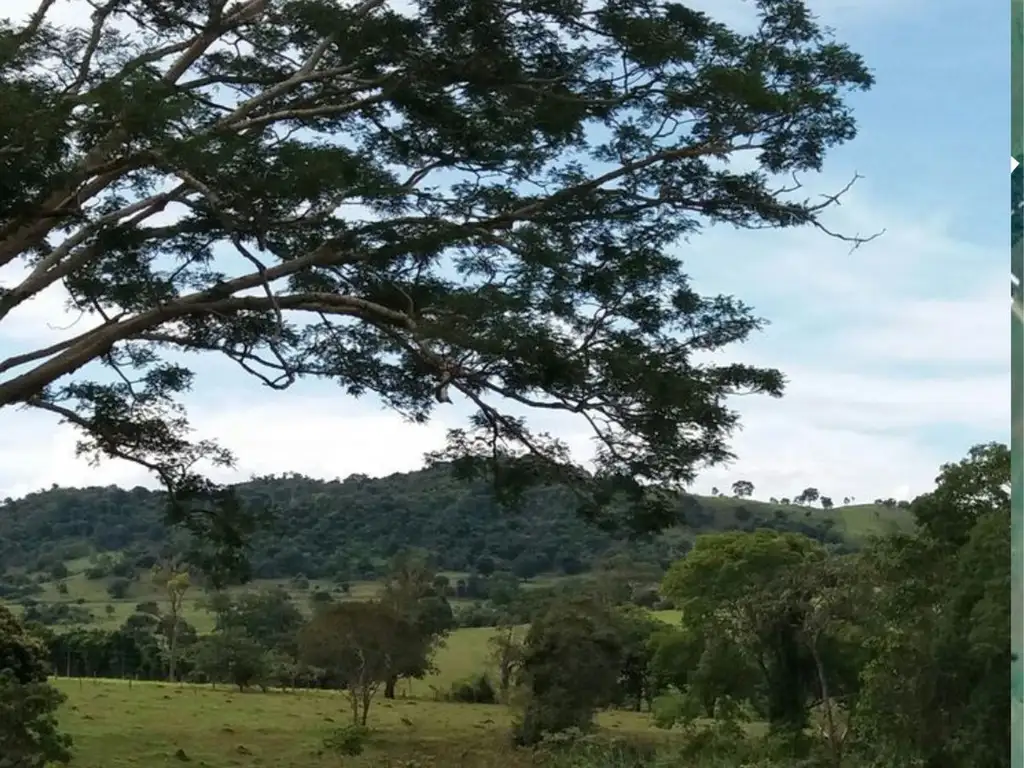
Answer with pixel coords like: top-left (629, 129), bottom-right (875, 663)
top-left (0, 0), bottom-right (873, 557)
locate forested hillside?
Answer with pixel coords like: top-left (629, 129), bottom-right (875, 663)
top-left (0, 467), bottom-right (911, 581)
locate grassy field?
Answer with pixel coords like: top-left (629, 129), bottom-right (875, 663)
top-left (17, 558), bottom-right (468, 632)
top-left (55, 677), bottom-right (673, 768)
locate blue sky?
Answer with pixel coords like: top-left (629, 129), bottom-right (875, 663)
top-left (0, 0), bottom-right (1007, 504)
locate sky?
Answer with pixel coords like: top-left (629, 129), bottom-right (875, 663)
top-left (0, 0), bottom-right (1007, 504)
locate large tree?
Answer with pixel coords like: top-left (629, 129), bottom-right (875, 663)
top-left (853, 443), bottom-right (1010, 768)
top-left (661, 529), bottom-right (828, 733)
top-left (0, 0), bottom-right (872, 551)
top-left (378, 549), bottom-right (454, 698)
top-left (297, 600), bottom-right (422, 726)
top-left (0, 606), bottom-right (73, 768)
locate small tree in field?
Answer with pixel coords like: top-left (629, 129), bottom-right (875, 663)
top-left (151, 562), bottom-right (191, 681)
top-left (488, 622), bottom-right (524, 703)
top-left (298, 601), bottom-right (421, 726)
top-left (191, 628), bottom-right (270, 691)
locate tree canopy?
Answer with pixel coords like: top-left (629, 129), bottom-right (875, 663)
top-left (0, 466), bottom-right (892, 586)
top-left (0, 0), bottom-right (872, 556)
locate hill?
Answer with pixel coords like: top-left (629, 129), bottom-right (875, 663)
top-left (0, 466), bottom-right (913, 584)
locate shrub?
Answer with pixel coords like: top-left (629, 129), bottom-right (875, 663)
top-left (532, 730), bottom-right (657, 768)
top-left (319, 724), bottom-right (370, 757)
top-left (436, 674), bottom-right (496, 704)
top-left (107, 578), bottom-right (131, 599)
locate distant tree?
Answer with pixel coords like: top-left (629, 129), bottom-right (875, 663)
top-left (711, 487), bottom-right (721, 497)
top-left (842, 497), bottom-right (851, 505)
top-left (559, 555), bottom-right (585, 576)
top-left (731, 481), bottom-right (755, 499)
top-left (514, 595), bottom-right (625, 745)
top-left (106, 578), bottom-right (131, 600)
top-left (612, 606), bottom-right (664, 712)
top-left (488, 623), bottom-right (525, 703)
top-left (151, 563), bottom-right (191, 682)
top-left (207, 588), bottom-right (304, 657)
top-left (297, 602), bottom-right (420, 726)
top-left (795, 488), bottom-right (820, 505)
top-left (770, 497), bottom-right (779, 505)
top-left (475, 557), bottom-right (496, 577)
top-left (105, 604), bottom-right (116, 616)
top-left (512, 554), bottom-right (545, 580)
top-left (379, 551), bottom-right (455, 698)
top-left (486, 571), bottom-right (522, 607)
top-left (134, 601), bottom-right (160, 616)
top-left (431, 574), bottom-right (451, 595)
top-left (55, 582), bottom-right (68, 596)
top-left (820, 497), bottom-right (834, 511)
top-left (780, 498), bottom-right (792, 506)
top-left (49, 563), bottom-right (68, 581)
top-left (191, 629), bottom-right (270, 692)
top-left (0, 606), bottom-right (72, 768)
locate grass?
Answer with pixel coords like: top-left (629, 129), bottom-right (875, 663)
top-left (20, 556), bottom-right (400, 632)
top-left (55, 677), bottom-right (671, 768)
top-left (837, 504), bottom-right (914, 540)
top-left (47, 600), bottom-right (689, 765)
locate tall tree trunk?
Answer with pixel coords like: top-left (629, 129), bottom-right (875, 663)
top-left (810, 640), bottom-right (843, 768)
top-left (384, 674), bottom-right (397, 699)
top-left (167, 622), bottom-right (178, 682)
top-left (361, 688), bottom-right (371, 725)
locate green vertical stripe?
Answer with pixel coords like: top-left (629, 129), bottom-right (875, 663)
top-left (1012, 3), bottom-right (1023, 768)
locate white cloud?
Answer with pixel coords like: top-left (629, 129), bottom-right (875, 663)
top-left (0, 0), bottom-right (999, 509)
top-left (838, 279), bottom-right (1006, 367)
top-left (0, 186), bottom-right (1005, 504)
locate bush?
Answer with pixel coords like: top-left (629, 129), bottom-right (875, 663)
top-left (106, 578), bottom-right (131, 599)
top-left (532, 730), bottom-right (657, 768)
top-left (436, 674), bottom-right (496, 704)
top-left (319, 724), bottom-right (370, 757)
top-left (631, 588), bottom-right (659, 608)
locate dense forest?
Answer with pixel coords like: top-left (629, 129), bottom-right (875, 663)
top-left (0, 467), bottom-right (906, 582)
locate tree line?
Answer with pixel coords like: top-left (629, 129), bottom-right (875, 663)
top-left (3, 443), bottom-right (1008, 768)
top-left (0, 465), bottom-right (877, 591)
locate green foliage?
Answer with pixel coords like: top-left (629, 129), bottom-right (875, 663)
top-left (297, 600), bottom-right (425, 725)
top-left (205, 588), bottom-right (305, 657)
top-left (531, 730), bottom-right (658, 768)
top-left (318, 724), bottom-right (372, 758)
top-left (660, 531), bottom-right (842, 734)
top-left (435, 674), bottom-right (497, 704)
top-left (190, 628), bottom-right (271, 691)
top-left (106, 578), bottom-right (131, 599)
top-left (0, 606), bottom-right (72, 768)
top-left (0, 0), bottom-right (872, 567)
top-left (514, 596), bottom-right (626, 745)
top-left (0, 469), bottom-right (886, 587)
top-left (851, 443), bottom-right (1010, 768)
